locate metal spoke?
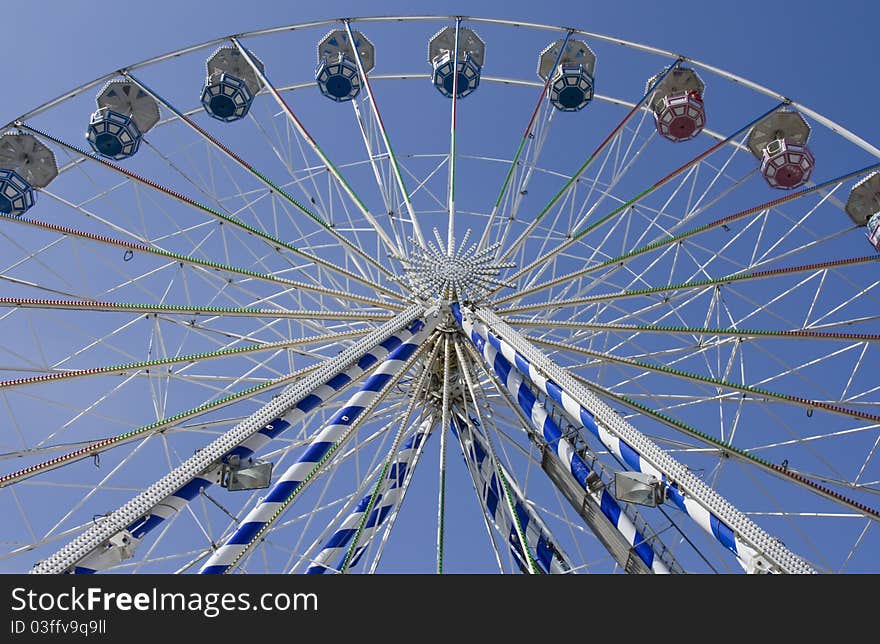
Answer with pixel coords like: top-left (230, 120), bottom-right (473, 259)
top-left (500, 255), bottom-right (879, 315)
top-left (492, 101), bottom-right (788, 294)
top-left (344, 20), bottom-right (426, 250)
top-left (497, 57), bottom-right (681, 263)
top-left (494, 164), bottom-right (880, 306)
top-left (5, 14), bottom-right (879, 575)
top-left (0, 213), bottom-right (400, 311)
top-left (18, 123), bottom-right (402, 300)
top-left (123, 73), bottom-right (399, 284)
top-left (232, 37), bottom-right (403, 261)
top-left (200, 325), bottom-right (436, 573)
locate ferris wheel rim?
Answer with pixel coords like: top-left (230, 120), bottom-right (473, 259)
top-left (2, 13), bottom-right (878, 575)
top-left (5, 15), bottom-right (879, 160)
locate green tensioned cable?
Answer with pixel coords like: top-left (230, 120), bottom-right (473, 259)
top-left (579, 378), bottom-right (880, 521)
top-left (527, 334), bottom-right (880, 425)
top-left (500, 255), bottom-right (880, 314)
top-left (495, 100), bottom-right (790, 290)
top-left (436, 336), bottom-right (452, 574)
top-left (528, 57), bottom-right (682, 227)
top-left (0, 213), bottom-right (401, 311)
top-left (610, 165), bottom-right (880, 260)
top-left (340, 339), bottom-right (440, 574)
top-left (341, 20), bottom-right (423, 247)
top-left (497, 466), bottom-right (540, 574)
top-left (231, 39), bottom-right (401, 259)
top-left (339, 464), bottom-right (390, 573)
top-left (0, 298), bottom-right (393, 320)
top-left (127, 74), bottom-right (330, 230)
top-left (493, 56), bottom-right (683, 265)
top-left (126, 72), bottom-right (398, 279)
top-left (0, 363), bottom-right (321, 488)
top-left (506, 318), bottom-right (880, 342)
top-left (495, 162), bottom-right (880, 305)
top-left (456, 338), bottom-right (538, 573)
top-left (491, 31), bottom-right (573, 212)
top-left (0, 329), bottom-right (366, 391)
top-left (21, 122), bottom-right (400, 293)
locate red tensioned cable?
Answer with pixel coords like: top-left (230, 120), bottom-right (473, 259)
top-left (0, 298), bottom-right (394, 320)
top-left (494, 161), bottom-right (880, 305)
top-left (0, 214), bottom-right (400, 310)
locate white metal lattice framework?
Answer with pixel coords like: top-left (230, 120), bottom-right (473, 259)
top-left (0, 15), bottom-right (877, 575)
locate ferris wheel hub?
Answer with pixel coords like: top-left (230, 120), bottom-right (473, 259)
top-left (401, 231), bottom-right (515, 301)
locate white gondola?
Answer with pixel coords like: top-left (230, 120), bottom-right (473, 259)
top-left (201, 46), bottom-right (264, 122)
top-left (315, 29), bottom-right (373, 102)
top-left (646, 66), bottom-right (705, 141)
top-left (0, 132), bottom-right (58, 215)
top-left (538, 38), bottom-right (596, 112)
top-left (87, 80), bottom-right (160, 159)
top-left (429, 26), bottom-right (484, 99)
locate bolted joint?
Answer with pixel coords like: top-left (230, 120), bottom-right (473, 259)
top-left (746, 553), bottom-right (774, 574)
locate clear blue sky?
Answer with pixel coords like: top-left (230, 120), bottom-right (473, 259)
top-left (4, 0), bottom-right (878, 142)
top-left (1, 0), bottom-right (878, 574)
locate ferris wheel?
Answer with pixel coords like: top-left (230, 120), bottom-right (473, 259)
top-left (1, 15), bottom-right (878, 575)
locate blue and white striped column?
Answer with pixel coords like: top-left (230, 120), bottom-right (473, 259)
top-left (455, 304), bottom-right (763, 573)
top-left (451, 411), bottom-right (573, 574)
top-left (72, 319), bottom-right (429, 574)
top-left (306, 415), bottom-right (435, 574)
top-left (453, 304), bottom-right (669, 573)
top-left (200, 319), bottom-right (437, 574)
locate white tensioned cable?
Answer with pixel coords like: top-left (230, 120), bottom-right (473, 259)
top-left (467, 305), bottom-right (816, 574)
top-left (71, 320), bottom-right (431, 573)
top-left (31, 303), bottom-right (432, 575)
top-left (200, 319), bottom-right (438, 574)
top-left (455, 313), bottom-right (669, 573)
top-left (305, 414), bottom-right (436, 573)
top-left (450, 409), bottom-right (574, 574)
